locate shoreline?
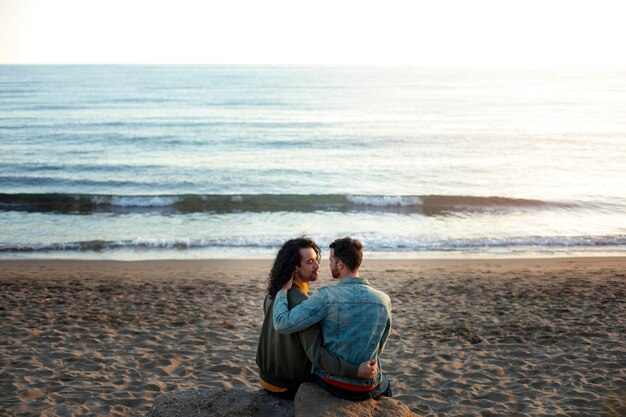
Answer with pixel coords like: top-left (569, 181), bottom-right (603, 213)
top-left (1, 256), bottom-right (625, 416)
top-left (2, 249), bottom-right (625, 261)
top-left (2, 255), bottom-right (626, 283)
top-left (3, 254), bottom-right (626, 265)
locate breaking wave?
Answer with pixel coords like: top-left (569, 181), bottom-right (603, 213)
top-left (0, 193), bottom-right (576, 215)
top-left (2, 235), bottom-right (625, 253)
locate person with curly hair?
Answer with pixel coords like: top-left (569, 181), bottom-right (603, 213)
top-left (272, 237), bottom-right (392, 401)
top-left (256, 237), bottom-right (376, 399)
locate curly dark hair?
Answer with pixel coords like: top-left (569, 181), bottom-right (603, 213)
top-left (267, 237), bottom-right (321, 298)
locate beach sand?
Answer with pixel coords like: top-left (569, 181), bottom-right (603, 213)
top-left (1, 257), bottom-right (625, 417)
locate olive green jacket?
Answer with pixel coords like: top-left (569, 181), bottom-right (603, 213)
top-left (256, 286), bottom-right (359, 390)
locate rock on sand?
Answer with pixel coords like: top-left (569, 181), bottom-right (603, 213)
top-left (145, 383), bottom-right (420, 417)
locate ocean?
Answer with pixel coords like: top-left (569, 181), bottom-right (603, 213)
top-left (1, 65), bottom-right (625, 259)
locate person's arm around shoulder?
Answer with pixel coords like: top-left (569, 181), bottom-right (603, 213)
top-left (298, 324), bottom-right (377, 379)
top-left (273, 278), bottom-right (328, 334)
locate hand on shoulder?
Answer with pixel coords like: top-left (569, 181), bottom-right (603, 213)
top-left (282, 277), bottom-right (293, 291)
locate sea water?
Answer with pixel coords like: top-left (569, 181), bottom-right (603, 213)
top-left (1, 65), bottom-right (625, 259)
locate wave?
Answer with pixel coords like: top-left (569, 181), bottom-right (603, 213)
top-left (0, 193), bottom-right (575, 215)
top-left (0, 238), bottom-right (282, 253)
top-left (2, 235), bottom-right (625, 253)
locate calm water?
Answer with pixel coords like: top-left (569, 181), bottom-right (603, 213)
top-left (1, 65), bottom-right (625, 259)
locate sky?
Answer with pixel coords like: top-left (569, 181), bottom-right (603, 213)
top-left (1, 0), bottom-right (625, 69)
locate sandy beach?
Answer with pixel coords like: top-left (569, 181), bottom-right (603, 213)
top-left (1, 257), bottom-right (625, 416)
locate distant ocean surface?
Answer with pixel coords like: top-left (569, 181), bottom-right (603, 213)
top-left (1, 65), bottom-right (625, 260)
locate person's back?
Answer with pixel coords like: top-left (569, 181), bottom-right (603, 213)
top-left (299, 277), bottom-right (391, 387)
top-left (256, 284), bottom-right (315, 392)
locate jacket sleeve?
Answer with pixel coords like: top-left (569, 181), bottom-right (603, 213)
top-left (273, 288), bottom-right (327, 334)
top-left (378, 310), bottom-right (392, 354)
top-left (297, 324), bottom-right (359, 378)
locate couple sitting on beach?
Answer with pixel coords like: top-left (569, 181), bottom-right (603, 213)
top-left (256, 236), bottom-right (392, 401)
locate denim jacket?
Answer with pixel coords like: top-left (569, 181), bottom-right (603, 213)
top-left (273, 277), bottom-right (392, 387)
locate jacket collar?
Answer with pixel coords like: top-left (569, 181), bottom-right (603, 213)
top-left (338, 276), bottom-right (370, 286)
top-left (292, 280), bottom-right (309, 295)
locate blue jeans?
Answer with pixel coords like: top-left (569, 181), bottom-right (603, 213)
top-left (314, 374), bottom-right (392, 401)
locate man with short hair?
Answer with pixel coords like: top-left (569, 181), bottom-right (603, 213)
top-left (273, 237), bottom-right (392, 400)
top-left (256, 237), bottom-right (376, 399)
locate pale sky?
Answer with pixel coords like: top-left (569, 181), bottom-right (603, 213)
top-left (1, 0), bottom-right (625, 69)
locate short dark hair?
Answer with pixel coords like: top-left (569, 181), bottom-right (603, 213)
top-left (329, 237), bottom-right (363, 271)
top-left (267, 237), bottom-right (320, 297)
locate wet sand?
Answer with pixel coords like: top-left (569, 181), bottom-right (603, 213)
top-left (1, 257), bottom-right (625, 416)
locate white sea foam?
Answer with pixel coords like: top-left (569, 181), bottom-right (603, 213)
top-left (129, 236), bottom-right (284, 249)
top-left (95, 196), bottom-right (182, 207)
top-left (3, 235), bottom-right (625, 255)
top-left (346, 195), bottom-right (424, 207)
top-left (358, 235), bottom-right (626, 250)
top-left (133, 237), bottom-right (193, 248)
